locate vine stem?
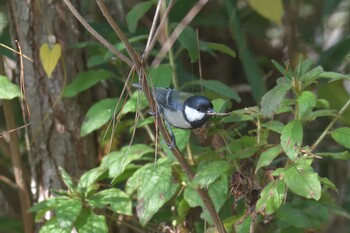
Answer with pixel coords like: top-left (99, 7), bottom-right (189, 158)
top-left (310, 98), bottom-right (350, 152)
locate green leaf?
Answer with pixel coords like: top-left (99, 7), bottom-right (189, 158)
top-left (272, 60), bottom-right (291, 78)
top-left (55, 198), bottom-right (82, 230)
top-left (316, 151), bottom-right (350, 160)
top-left (280, 120), bottom-right (303, 160)
top-left (299, 66), bottom-right (323, 82)
top-left (29, 197), bottom-right (69, 222)
top-left (149, 64), bottom-right (173, 87)
top-left (39, 217), bottom-right (69, 233)
top-left (283, 161), bottom-right (321, 200)
top-left (81, 98), bottom-right (122, 137)
top-left (331, 127), bottom-right (350, 149)
top-left (256, 180), bottom-right (285, 215)
top-left (297, 91), bottom-right (316, 120)
top-left (184, 175), bottom-right (228, 224)
top-left (63, 70), bottom-right (114, 97)
top-left (304, 109), bottom-right (337, 122)
top-left (77, 167), bottom-right (105, 189)
top-left (192, 161), bottom-right (231, 188)
top-left (87, 55), bottom-right (108, 68)
top-left (58, 167), bottom-right (75, 191)
top-left (320, 72), bottom-right (350, 82)
top-left (295, 58), bottom-right (314, 77)
top-left (87, 188), bottom-right (132, 215)
top-left (178, 26), bottom-right (198, 62)
top-left (101, 144), bottom-right (154, 178)
top-left (126, 158), bottom-right (179, 226)
top-left (122, 91), bottom-right (148, 115)
top-left (0, 75), bottom-right (21, 99)
top-left (261, 121), bottom-right (285, 134)
top-left (255, 145), bottom-right (283, 173)
top-left (260, 83), bottom-right (291, 118)
top-left (184, 79), bottom-right (240, 102)
top-left (212, 98), bottom-right (230, 113)
top-left (200, 42), bottom-right (236, 58)
top-left (319, 177), bottom-right (338, 193)
top-left (126, 0), bottom-right (155, 33)
top-left (75, 209), bottom-right (108, 233)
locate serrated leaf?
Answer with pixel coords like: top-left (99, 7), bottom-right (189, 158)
top-left (281, 120), bottom-right (303, 160)
top-left (39, 43), bottom-right (62, 78)
top-left (260, 83), bottom-right (291, 117)
top-left (126, 0), bottom-right (155, 33)
top-left (58, 167), bottom-right (75, 191)
top-left (101, 144), bottom-right (154, 178)
top-left (184, 79), bottom-right (240, 102)
top-left (77, 167), bottom-right (105, 189)
top-left (178, 26), bottom-right (198, 62)
top-left (184, 175), bottom-right (228, 224)
top-left (75, 209), bottom-right (108, 233)
top-left (248, 0), bottom-right (283, 25)
top-left (192, 161), bottom-right (231, 188)
top-left (149, 64), bottom-right (173, 87)
top-left (331, 127), bottom-right (350, 149)
top-left (315, 99), bottom-right (330, 109)
top-left (255, 145), bottom-right (283, 173)
top-left (297, 91), bottom-right (316, 120)
top-left (283, 161), bottom-right (321, 200)
top-left (316, 151), bottom-right (350, 160)
top-left (81, 98), bottom-right (122, 137)
top-left (87, 188), bottom-right (132, 215)
top-left (126, 158), bottom-right (179, 226)
top-left (0, 75), bottom-right (21, 99)
top-left (256, 180), bottom-right (285, 215)
top-left (272, 60), bottom-right (291, 78)
top-left (200, 42), bottom-right (236, 58)
top-left (63, 70), bottom-right (114, 97)
top-left (55, 198), bottom-right (82, 230)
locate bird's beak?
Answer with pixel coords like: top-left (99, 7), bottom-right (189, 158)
top-left (206, 109), bottom-right (216, 116)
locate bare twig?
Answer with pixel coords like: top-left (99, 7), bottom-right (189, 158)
top-left (310, 99), bottom-right (350, 152)
top-left (62, 0), bottom-right (133, 67)
top-left (151, 0), bottom-right (209, 66)
top-left (145, 0), bottom-right (163, 50)
top-left (96, 0), bottom-right (141, 69)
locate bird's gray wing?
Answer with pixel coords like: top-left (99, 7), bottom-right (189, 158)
top-left (153, 88), bottom-right (192, 111)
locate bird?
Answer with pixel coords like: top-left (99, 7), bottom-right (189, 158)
top-left (132, 83), bottom-right (216, 129)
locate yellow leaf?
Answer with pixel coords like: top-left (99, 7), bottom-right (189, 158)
top-left (247, 0), bottom-right (283, 26)
top-left (39, 43), bottom-right (62, 78)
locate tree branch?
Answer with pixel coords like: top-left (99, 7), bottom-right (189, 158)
top-left (62, 0), bottom-right (133, 67)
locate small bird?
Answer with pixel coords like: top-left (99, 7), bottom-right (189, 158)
top-left (133, 84), bottom-right (216, 129)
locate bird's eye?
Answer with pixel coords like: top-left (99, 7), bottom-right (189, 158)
top-left (196, 106), bottom-right (201, 111)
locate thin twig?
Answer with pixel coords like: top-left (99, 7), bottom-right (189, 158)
top-left (310, 99), bottom-right (350, 152)
top-left (144, 0), bottom-right (175, 60)
top-left (145, 0), bottom-right (163, 50)
top-left (62, 0), bottom-right (133, 67)
top-left (151, 0), bottom-right (209, 66)
top-left (96, 0), bottom-right (141, 69)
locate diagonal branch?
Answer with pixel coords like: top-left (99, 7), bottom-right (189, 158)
top-left (62, 0), bottom-right (133, 67)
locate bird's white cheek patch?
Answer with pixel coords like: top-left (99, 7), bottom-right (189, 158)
top-left (184, 106), bottom-right (206, 122)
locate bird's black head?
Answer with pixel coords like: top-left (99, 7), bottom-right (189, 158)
top-left (183, 96), bottom-right (215, 128)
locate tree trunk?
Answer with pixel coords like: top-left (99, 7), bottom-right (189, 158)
top-left (9, 0), bottom-right (97, 230)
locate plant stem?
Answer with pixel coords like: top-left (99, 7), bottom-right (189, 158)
top-left (310, 98), bottom-right (350, 152)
